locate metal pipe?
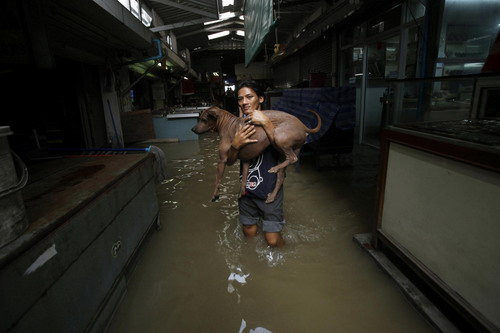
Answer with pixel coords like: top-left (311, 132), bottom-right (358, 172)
top-left (120, 53), bottom-right (168, 96)
top-left (48, 146), bottom-right (152, 152)
top-left (142, 39), bottom-right (164, 62)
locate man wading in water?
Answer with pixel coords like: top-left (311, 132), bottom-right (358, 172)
top-left (226, 80), bottom-right (285, 248)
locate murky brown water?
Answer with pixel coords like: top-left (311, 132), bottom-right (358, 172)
top-left (106, 133), bottom-right (435, 333)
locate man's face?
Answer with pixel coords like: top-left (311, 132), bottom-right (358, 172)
top-left (237, 87), bottom-right (264, 114)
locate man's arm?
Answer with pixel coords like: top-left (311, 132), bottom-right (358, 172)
top-left (226, 124), bottom-right (257, 166)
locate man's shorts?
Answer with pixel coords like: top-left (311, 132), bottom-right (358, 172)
top-left (238, 188), bottom-right (285, 233)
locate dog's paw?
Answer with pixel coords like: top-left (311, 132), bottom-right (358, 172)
top-left (211, 195), bottom-right (220, 202)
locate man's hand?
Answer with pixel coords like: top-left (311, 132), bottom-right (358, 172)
top-left (227, 124), bottom-right (257, 166)
top-left (231, 124), bottom-right (258, 149)
top-left (244, 110), bottom-right (270, 127)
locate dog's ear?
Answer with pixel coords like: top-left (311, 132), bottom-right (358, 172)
top-left (207, 107), bottom-right (220, 118)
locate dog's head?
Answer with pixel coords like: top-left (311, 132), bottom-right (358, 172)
top-left (191, 106), bottom-right (221, 134)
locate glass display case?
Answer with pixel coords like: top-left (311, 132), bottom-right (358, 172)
top-left (374, 73), bottom-right (500, 332)
top-left (384, 73), bottom-right (500, 147)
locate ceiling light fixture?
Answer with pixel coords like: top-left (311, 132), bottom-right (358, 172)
top-left (208, 31), bottom-right (230, 40)
top-left (204, 11), bottom-right (236, 25)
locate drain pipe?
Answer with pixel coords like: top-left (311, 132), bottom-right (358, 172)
top-left (143, 39), bottom-right (163, 62)
top-left (120, 52), bottom-right (168, 96)
top-left (120, 39), bottom-right (194, 95)
top-left (120, 47), bottom-right (169, 96)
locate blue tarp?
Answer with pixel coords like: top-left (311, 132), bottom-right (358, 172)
top-left (271, 87), bottom-right (356, 144)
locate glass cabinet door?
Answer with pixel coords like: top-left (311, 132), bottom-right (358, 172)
top-left (436, 0), bottom-right (500, 76)
top-left (362, 35), bottom-right (400, 147)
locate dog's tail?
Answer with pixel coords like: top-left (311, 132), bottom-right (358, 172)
top-left (304, 110), bottom-right (322, 134)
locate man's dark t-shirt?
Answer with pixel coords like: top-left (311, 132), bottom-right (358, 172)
top-left (244, 147), bottom-right (279, 200)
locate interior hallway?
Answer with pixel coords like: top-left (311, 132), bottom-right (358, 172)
top-left (105, 133), bottom-right (437, 333)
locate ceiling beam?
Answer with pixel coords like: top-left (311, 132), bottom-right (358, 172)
top-left (193, 41), bottom-right (245, 53)
top-left (177, 21), bottom-right (244, 39)
top-left (205, 20), bottom-right (244, 31)
top-left (150, 18), bottom-right (212, 32)
top-left (278, 0), bottom-right (322, 8)
top-left (150, 0), bottom-right (218, 19)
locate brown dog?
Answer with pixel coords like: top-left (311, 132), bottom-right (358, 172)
top-left (191, 106), bottom-right (321, 202)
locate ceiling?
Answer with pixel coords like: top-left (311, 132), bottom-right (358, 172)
top-left (145, 0), bottom-right (324, 59)
top-left (43, 0), bottom-right (397, 74)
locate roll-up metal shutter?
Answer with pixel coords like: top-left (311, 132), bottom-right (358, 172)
top-left (272, 56), bottom-right (301, 89)
top-left (300, 35), bottom-right (333, 86)
top-left (273, 34), bottom-right (333, 88)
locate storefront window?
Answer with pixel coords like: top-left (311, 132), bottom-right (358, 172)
top-left (367, 36), bottom-right (400, 79)
top-left (437, 0), bottom-right (500, 76)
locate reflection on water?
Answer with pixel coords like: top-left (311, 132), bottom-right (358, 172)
top-left (105, 133), bottom-right (435, 333)
top-left (162, 200), bottom-right (178, 210)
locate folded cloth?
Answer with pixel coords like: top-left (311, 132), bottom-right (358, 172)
top-left (148, 145), bottom-right (168, 183)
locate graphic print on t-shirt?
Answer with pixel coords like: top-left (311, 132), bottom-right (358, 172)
top-left (244, 147), bottom-right (278, 200)
top-left (246, 154), bottom-right (264, 190)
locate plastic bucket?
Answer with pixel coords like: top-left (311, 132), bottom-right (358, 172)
top-left (0, 126), bottom-right (29, 248)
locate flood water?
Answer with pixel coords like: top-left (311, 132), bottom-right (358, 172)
top-left (106, 133), bottom-right (436, 333)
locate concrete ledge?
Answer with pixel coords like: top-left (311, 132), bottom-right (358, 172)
top-left (353, 233), bottom-right (460, 333)
top-left (139, 138), bottom-right (180, 144)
